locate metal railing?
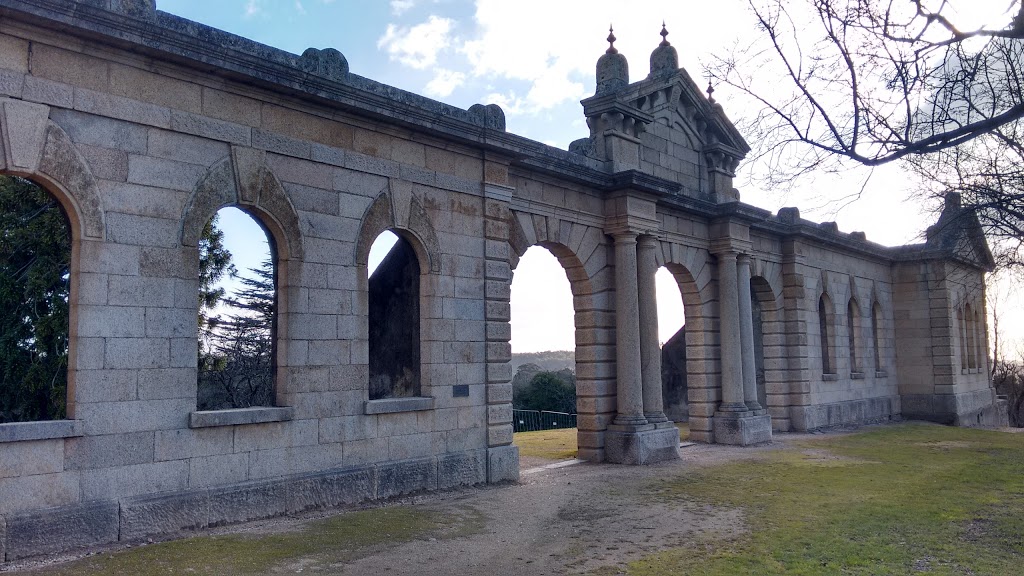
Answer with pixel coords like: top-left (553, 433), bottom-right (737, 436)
top-left (513, 409), bottom-right (577, 433)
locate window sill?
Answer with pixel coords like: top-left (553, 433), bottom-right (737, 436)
top-left (851, 372), bottom-right (865, 380)
top-left (365, 397), bottom-right (434, 415)
top-left (822, 373), bottom-right (839, 381)
top-left (189, 406), bottom-right (294, 428)
top-left (875, 370), bottom-right (888, 378)
top-left (0, 419), bottom-right (83, 443)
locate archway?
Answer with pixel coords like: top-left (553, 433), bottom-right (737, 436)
top-left (509, 245), bottom-right (578, 464)
top-left (750, 275), bottom-right (783, 414)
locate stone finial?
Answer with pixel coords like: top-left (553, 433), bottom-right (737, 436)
top-left (648, 22), bottom-right (679, 78)
top-left (596, 25), bottom-right (629, 95)
top-left (468, 103), bottom-right (506, 131)
top-left (606, 25), bottom-right (618, 54)
top-left (298, 47), bottom-right (350, 82)
top-left (706, 80), bottom-right (716, 104)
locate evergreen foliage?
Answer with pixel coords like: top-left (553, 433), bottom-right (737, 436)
top-left (198, 258), bottom-right (276, 410)
top-left (513, 369), bottom-right (576, 414)
top-left (0, 176), bottom-right (70, 422)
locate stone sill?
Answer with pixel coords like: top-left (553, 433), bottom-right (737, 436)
top-left (875, 370), bottom-right (888, 378)
top-left (822, 373), bottom-right (839, 381)
top-left (365, 397), bottom-right (434, 415)
top-left (851, 372), bottom-right (865, 380)
top-left (189, 406), bottom-right (294, 428)
top-left (0, 419), bottom-right (82, 443)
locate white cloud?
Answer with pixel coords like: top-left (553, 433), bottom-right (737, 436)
top-left (425, 69), bottom-right (466, 98)
top-left (244, 0), bottom-right (264, 17)
top-left (390, 0), bottom-right (416, 16)
top-left (377, 15), bottom-right (455, 69)
top-left (294, 0), bottom-right (306, 15)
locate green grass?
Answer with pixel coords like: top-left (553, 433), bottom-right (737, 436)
top-left (30, 506), bottom-right (485, 576)
top-left (515, 423), bottom-right (689, 461)
top-left (625, 423), bottom-right (1024, 575)
top-left (515, 427), bottom-right (579, 459)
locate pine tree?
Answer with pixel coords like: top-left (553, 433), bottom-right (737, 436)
top-left (0, 176), bottom-right (70, 422)
top-left (197, 258), bottom-right (275, 410)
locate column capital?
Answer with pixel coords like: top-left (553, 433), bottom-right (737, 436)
top-left (636, 233), bottom-right (660, 248)
top-left (709, 239), bottom-right (752, 257)
top-left (612, 230), bottom-right (639, 243)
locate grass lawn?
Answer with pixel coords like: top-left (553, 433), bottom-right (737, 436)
top-left (624, 423), bottom-right (1024, 575)
top-left (514, 423), bottom-right (691, 461)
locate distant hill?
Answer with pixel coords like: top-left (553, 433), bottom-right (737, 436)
top-left (512, 350), bottom-right (574, 372)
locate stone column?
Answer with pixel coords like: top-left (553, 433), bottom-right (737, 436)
top-left (737, 254), bottom-right (762, 411)
top-left (637, 235), bottom-right (667, 423)
top-left (717, 251), bottom-right (748, 412)
top-left (612, 232), bottom-right (648, 427)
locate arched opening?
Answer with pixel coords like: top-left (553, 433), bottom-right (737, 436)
top-left (510, 245), bottom-right (577, 464)
top-left (973, 307), bottom-right (983, 370)
top-left (657, 266), bottom-right (687, 425)
top-left (872, 302), bottom-right (884, 372)
top-left (848, 298), bottom-right (862, 374)
top-left (0, 175), bottom-right (72, 422)
top-left (197, 206), bottom-right (277, 410)
top-left (367, 230), bottom-right (421, 399)
top-left (965, 303), bottom-right (977, 370)
top-left (749, 276), bottom-right (778, 409)
top-left (957, 306), bottom-right (967, 370)
top-left (819, 293), bottom-right (836, 375)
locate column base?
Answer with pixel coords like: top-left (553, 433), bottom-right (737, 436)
top-left (604, 426), bottom-right (681, 465)
top-left (713, 412), bottom-right (772, 446)
top-left (644, 412), bottom-right (669, 424)
top-left (718, 402), bottom-right (750, 413)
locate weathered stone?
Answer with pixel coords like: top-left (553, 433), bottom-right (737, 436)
top-left (376, 458), bottom-right (437, 499)
top-left (208, 479), bottom-right (289, 527)
top-left (287, 468), bottom-right (374, 513)
top-left (5, 501), bottom-right (119, 560)
top-left (486, 445), bottom-right (519, 483)
top-left (119, 491), bottom-right (209, 542)
top-left (438, 450), bottom-right (487, 489)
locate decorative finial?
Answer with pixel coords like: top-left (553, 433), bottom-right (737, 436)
top-left (706, 80), bottom-right (716, 104)
top-left (660, 21), bottom-right (670, 47)
top-left (606, 25), bottom-right (618, 54)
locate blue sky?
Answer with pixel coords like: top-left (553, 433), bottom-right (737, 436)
top-left (165, 0), bottom-right (1020, 354)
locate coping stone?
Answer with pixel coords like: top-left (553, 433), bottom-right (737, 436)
top-left (0, 420), bottom-right (82, 443)
top-left (5, 500), bottom-right (119, 560)
top-left (189, 407), bottom-right (293, 428)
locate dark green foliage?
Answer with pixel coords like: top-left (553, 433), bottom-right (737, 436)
top-left (993, 360), bottom-right (1024, 427)
top-left (513, 369), bottom-right (576, 414)
top-left (197, 213), bottom-right (235, 333)
top-left (0, 176), bottom-right (70, 422)
top-left (198, 258), bottom-right (275, 410)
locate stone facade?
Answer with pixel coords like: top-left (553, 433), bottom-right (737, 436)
top-left (0, 1), bottom-right (1006, 560)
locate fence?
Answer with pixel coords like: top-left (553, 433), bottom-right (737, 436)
top-left (513, 409), bottom-right (577, 433)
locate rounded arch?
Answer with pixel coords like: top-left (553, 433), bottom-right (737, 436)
top-left (847, 297), bottom-right (863, 373)
top-left (750, 274), bottom-right (784, 416)
top-left (179, 148), bottom-right (304, 261)
top-left (355, 188), bottom-right (440, 275)
top-left (819, 291), bottom-right (837, 375)
top-left (0, 100), bottom-right (105, 240)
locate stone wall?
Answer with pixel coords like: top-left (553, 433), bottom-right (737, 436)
top-left (0, 0), bottom-right (1004, 560)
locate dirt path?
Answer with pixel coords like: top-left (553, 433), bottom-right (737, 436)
top-left (4, 435), bottom-right (817, 575)
top-left (337, 440), bottom-right (790, 576)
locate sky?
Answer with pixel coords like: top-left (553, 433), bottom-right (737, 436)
top-left (166, 0), bottom-right (1022, 356)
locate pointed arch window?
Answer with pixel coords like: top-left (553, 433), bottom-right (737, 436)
top-left (847, 299), bottom-right (861, 374)
top-left (819, 294), bottom-right (835, 375)
top-left (871, 302), bottom-right (883, 372)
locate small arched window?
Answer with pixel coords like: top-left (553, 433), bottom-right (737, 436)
top-left (0, 176), bottom-right (72, 422)
top-left (197, 207), bottom-right (277, 410)
top-left (819, 294), bottom-right (835, 375)
top-left (973, 307), bottom-right (983, 371)
top-left (957, 306), bottom-right (968, 370)
top-left (368, 230), bottom-right (421, 399)
top-left (965, 303), bottom-right (977, 370)
top-left (847, 299), bottom-right (861, 374)
top-left (871, 302), bottom-right (883, 371)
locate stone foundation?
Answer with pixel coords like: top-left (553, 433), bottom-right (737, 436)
top-left (902, 388), bottom-right (1007, 427)
top-left (1, 449), bottom-right (487, 561)
top-left (789, 396), bottom-right (899, 431)
top-left (604, 424), bottom-right (681, 465)
top-left (713, 412), bottom-right (772, 445)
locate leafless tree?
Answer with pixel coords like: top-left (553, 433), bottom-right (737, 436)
top-left (711, 0), bottom-right (1024, 265)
